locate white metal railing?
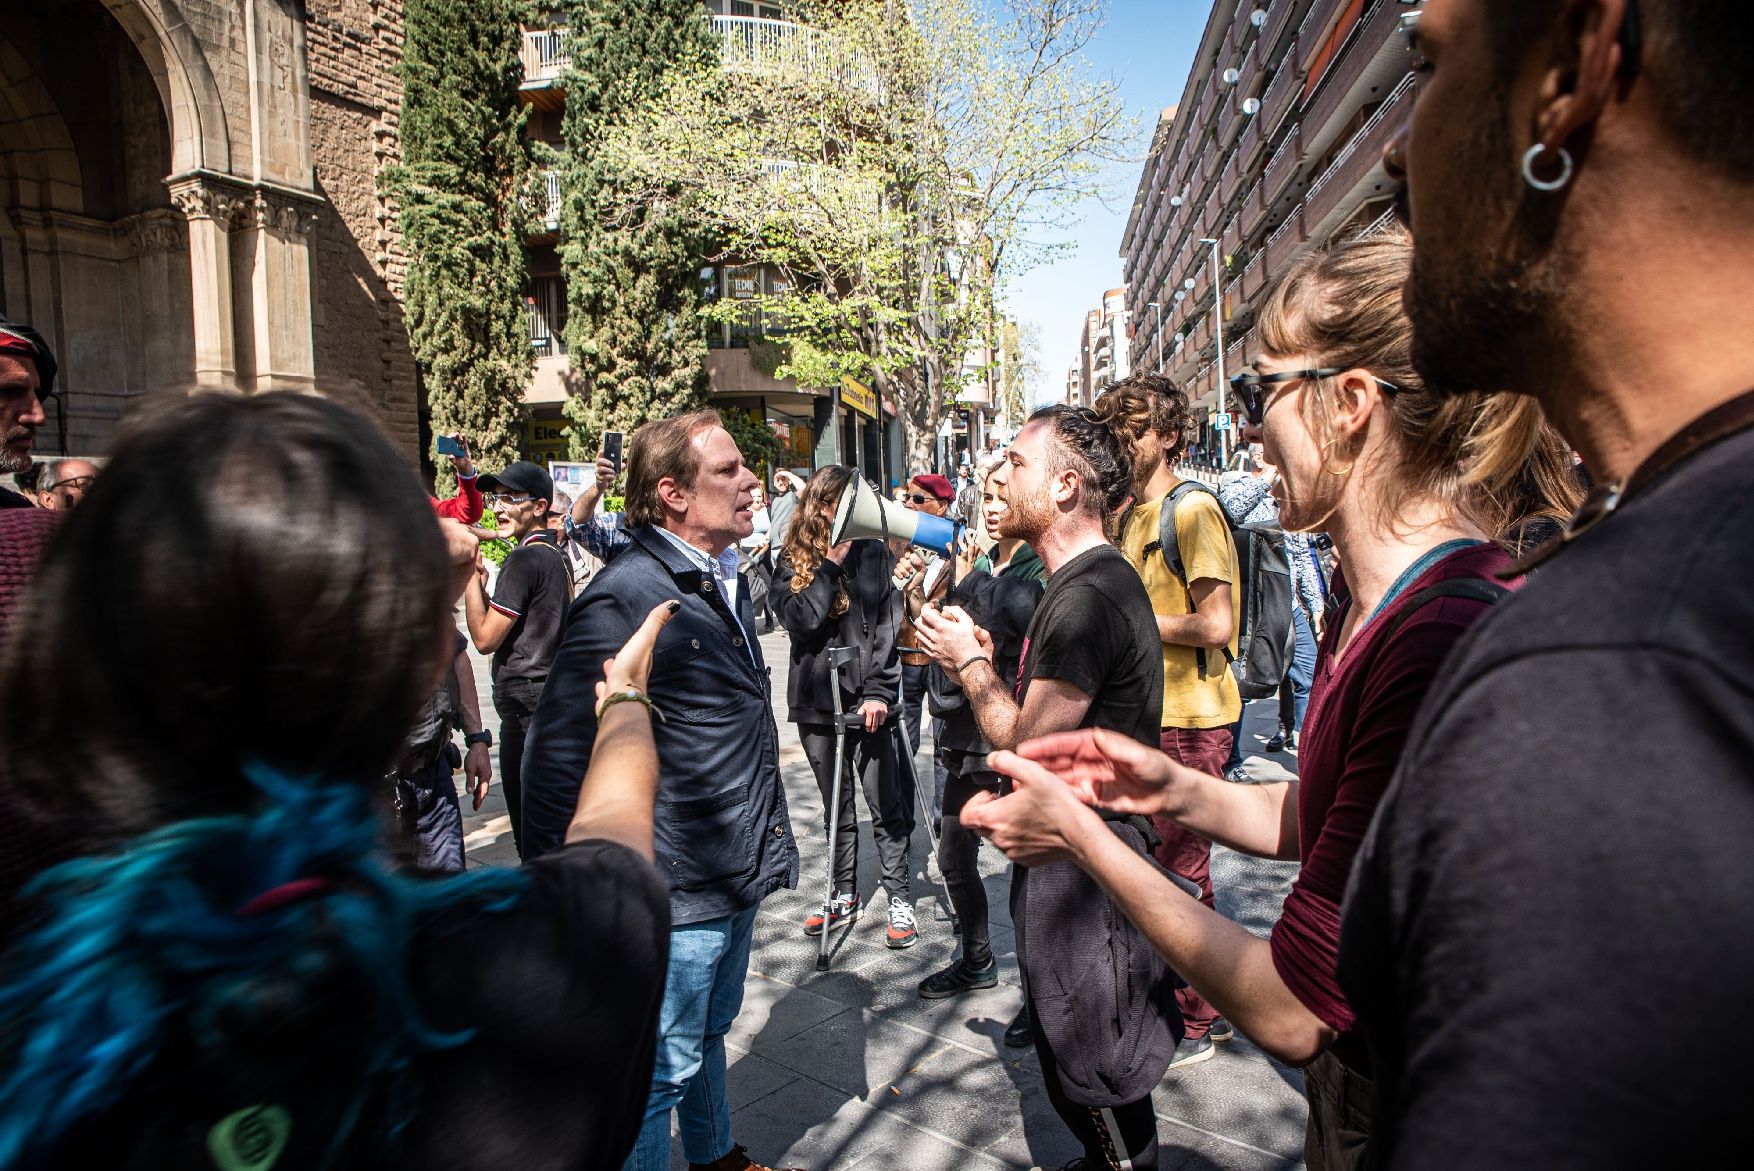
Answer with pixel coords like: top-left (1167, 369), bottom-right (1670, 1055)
top-left (1263, 125), bottom-right (1299, 182)
top-left (1265, 203), bottom-right (1303, 248)
top-left (542, 170), bottom-right (561, 228)
top-left (710, 15), bottom-right (881, 98)
top-left (520, 28), bottom-right (569, 83)
top-left (1355, 205), bottom-right (1402, 240)
top-left (527, 276), bottom-right (566, 358)
top-left (1304, 72), bottom-right (1415, 200)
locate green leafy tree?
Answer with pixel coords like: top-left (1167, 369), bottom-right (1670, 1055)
top-left (384, 0), bottom-right (532, 493)
top-left (556, 0), bottom-right (718, 459)
top-left (602, 0), bottom-right (1134, 471)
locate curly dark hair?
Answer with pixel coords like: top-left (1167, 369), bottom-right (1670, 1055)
top-left (1092, 374), bottom-right (1192, 488)
top-left (1026, 404), bottom-right (1134, 529)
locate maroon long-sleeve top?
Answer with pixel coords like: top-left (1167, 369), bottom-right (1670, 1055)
top-left (1269, 542), bottom-right (1518, 1071)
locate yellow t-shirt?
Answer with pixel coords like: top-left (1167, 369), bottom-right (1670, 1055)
top-left (1119, 487), bottom-right (1243, 729)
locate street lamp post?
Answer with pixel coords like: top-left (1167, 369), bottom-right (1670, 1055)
top-left (1198, 237), bottom-right (1227, 464)
top-left (1147, 301), bottom-right (1163, 372)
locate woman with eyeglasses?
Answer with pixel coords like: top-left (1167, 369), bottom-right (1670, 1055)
top-left (962, 229), bottom-right (1548, 1171)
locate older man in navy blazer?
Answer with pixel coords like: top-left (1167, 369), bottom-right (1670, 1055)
top-left (520, 409), bottom-right (801, 1171)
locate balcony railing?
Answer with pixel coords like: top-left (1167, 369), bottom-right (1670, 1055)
top-left (1261, 125), bottom-right (1302, 204)
top-left (712, 15), bottom-right (881, 98)
top-left (1263, 204), bottom-right (1307, 277)
top-left (520, 29), bottom-right (568, 83)
top-left (541, 170), bottom-right (561, 229)
top-left (1306, 73), bottom-right (1414, 202)
top-left (1301, 0), bottom-right (1406, 143)
top-left (1260, 40), bottom-right (1300, 130)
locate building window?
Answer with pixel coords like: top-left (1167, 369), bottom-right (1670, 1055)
top-left (527, 276), bottom-right (567, 359)
top-left (727, 265), bottom-right (760, 346)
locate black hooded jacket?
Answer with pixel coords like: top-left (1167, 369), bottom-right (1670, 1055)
top-left (773, 539), bottom-right (900, 726)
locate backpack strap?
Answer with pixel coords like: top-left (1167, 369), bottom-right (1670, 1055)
top-left (1142, 480), bottom-right (1218, 582)
top-left (1141, 481), bottom-right (1225, 678)
top-left (1380, 578), bottom-right (1509, 643)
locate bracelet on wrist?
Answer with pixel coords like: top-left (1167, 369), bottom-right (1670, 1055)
top-left (957, 654), bottom-right (992, 674)
top-left (597, 687), bottom-right (666, 724)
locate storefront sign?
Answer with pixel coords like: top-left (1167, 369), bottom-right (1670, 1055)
top-left (839, 375), bottom-right (878, 421)
top-left (523, 415), bottom-right (570, 463)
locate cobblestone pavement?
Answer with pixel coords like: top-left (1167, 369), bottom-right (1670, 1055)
top-left (460, 626), bottom-right (1308, 1170)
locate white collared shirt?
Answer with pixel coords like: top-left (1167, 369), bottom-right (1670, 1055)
top-left (655, 526), bottom-right (752, 658)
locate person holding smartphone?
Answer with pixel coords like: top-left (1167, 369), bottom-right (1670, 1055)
top-left (429, 433), bottom-right (483, 525)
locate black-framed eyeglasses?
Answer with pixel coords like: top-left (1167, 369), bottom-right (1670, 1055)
top-left (1229, 368), bottom-right (1403, 426)
top-left (45, 475), bottom-right (94, 493)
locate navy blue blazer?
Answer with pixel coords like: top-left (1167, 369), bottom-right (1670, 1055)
top-left (519, 525), bottom-right (799, 926)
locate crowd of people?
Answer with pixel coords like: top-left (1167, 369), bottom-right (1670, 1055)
top-left (1, 2), bottom-right (1751, 1168)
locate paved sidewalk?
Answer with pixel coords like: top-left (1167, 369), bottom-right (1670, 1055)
top-left (459, 628), bottom-right (1308, 1170)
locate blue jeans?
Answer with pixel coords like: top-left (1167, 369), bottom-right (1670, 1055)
top-left (625, 905), bottom-right (759, 1171)
top-left (1285, 608), bottom-right (1318, 733)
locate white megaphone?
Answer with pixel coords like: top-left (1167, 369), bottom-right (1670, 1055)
top-left (829, 477), bottom-right (958, 556)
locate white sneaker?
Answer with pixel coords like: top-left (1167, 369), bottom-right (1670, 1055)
top-left (885, 895), bottom-right (918, 949)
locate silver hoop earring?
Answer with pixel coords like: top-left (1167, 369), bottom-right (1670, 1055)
top-left (1522, 143), bottom-right (1573, 192)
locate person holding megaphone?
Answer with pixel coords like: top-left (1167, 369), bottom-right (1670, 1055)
top-left (773, 466), bottom-right (919, 949)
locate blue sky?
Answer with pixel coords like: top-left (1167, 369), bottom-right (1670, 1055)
top-left (1004, 1), bottom-right (1209, 405)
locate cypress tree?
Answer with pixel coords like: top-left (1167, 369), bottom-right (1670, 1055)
top-left (385, 0), bottom-right (532, 492)
top-left (557, 0), bottom-right (716, 458)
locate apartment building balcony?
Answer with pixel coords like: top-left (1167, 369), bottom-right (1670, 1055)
top-left (1240, 179), bottom-right (1269, 238)
top-left (712, 15), bottom-right (882, 98)
top-left (1219, 148), bottom-right (1244, 206)
top-left (531, 169), bottom-right (562, 237)
top-left (1261, 124), bottom-right (1303, 206)
top-left (1259, 0), bottom-right (1296, 57)
top-left (1300, 0), bottom-right (1413, 164)
top-left (1235, 107), bottom-right (1265, 173)
top-left (1263, 203), bottom-right (1308, 278)
top-left (1260, 40), bottom-right (1300, 131)
top-left (1238, 249), bottom-right (1266, 301)
top-left (1303, 73), bottom-right (1414, 239)
top-left (520, 28), bottom-right (569, 111)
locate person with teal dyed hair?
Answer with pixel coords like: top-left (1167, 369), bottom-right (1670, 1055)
top-left (0, 392), bottom-right (677, 1170)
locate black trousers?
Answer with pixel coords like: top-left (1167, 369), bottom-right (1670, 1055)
top-left (798, 720), bottom-right (913, 899)
top-left (492, 675), bottom-right (545, 861)
top-left (938, 766), bottom-right (993, 969)
top-left (393, 752), bottom-right (465, 873)
top-left (1013, 865), bottom-right (1162, 1171)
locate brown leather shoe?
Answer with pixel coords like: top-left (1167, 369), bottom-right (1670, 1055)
top-left (686, 1144), bottom-right (805, 1171)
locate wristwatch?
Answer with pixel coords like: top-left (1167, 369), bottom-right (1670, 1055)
top-left (464, 730), bottom-right (493, 749)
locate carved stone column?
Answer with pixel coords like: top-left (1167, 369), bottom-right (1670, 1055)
top-left (169, 177), bottom-right (246, 391)
top-left (238, 188), bottom-right (322, 393)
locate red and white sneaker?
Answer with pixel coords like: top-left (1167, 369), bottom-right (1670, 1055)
top-left (803, 891), bottom-right (859, 937)
top-left (885, 896), bottom-right (918, 949)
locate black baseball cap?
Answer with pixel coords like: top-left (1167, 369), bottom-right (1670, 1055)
top-left (477, 461), bottom-right (553, 502)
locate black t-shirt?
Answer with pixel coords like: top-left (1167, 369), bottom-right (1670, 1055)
top-left (1338, 420), bottom-right (1754, 1168)
top-left (0, 486), bottom-right (32, 509)
top-left (1016, 544), bottom-right (1162, 748)
top-left (34, 839), bottom-right (669, 1170)
top-left (490, 534), bottom-right (570, 685)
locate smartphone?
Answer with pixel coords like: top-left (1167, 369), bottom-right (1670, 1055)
top-left (435, 435), bottom-right (465, 458)
top-left (602, 431), bottom-right (624, 477)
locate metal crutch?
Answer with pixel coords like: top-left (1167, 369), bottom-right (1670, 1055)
top-left (817, 644), bottom-right (860, 972)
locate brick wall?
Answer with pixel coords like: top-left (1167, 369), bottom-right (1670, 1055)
top-left (303, 0), bottom-right (420, 459)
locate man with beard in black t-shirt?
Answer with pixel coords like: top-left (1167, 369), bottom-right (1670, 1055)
top-left (918, 406), bottom-right (1177, 1171)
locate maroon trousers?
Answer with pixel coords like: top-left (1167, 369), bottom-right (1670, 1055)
top-left (1154, 726), bottom-right (1234, 1039)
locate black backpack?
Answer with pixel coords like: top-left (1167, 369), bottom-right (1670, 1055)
top-left (1146, 481), bottom-right (1296, 700)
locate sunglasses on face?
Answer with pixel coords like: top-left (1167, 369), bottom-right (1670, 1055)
top-left (486, 492), bottom-right (532, 505)
top-left (907, 493), bottom-right (935, 506)
top-left (1229, 368), bottom-right (1403, 426)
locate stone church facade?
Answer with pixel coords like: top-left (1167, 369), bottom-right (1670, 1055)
top-left (0, 0), bottom-right (419, 458)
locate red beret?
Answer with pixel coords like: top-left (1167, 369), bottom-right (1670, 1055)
top-left (909, 473), bottom-right (954, 502)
